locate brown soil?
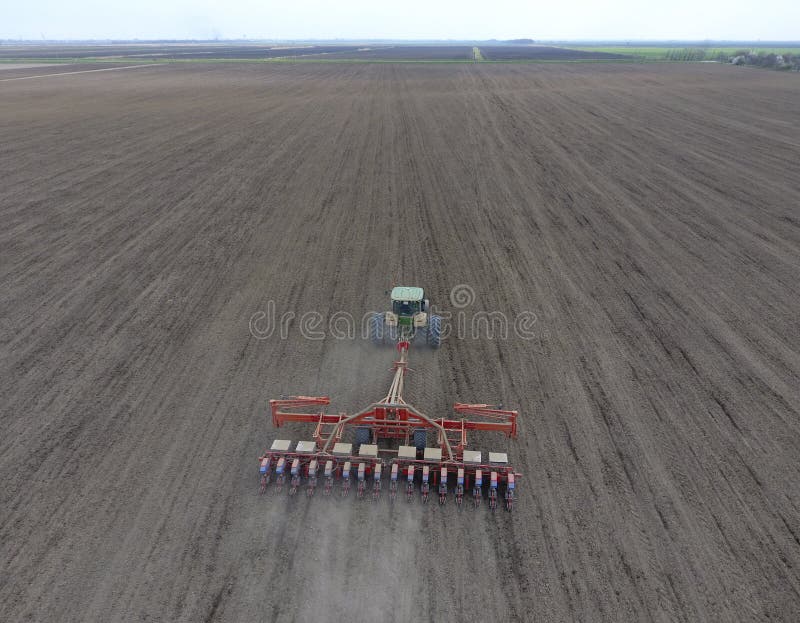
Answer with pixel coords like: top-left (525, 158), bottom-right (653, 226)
top-left (1, 61), bottom-right (799, 622)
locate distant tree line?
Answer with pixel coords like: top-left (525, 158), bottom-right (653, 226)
top-left (729, 50), bottom-right (800, 70)
top-left (664, 48), bottom-right (800, 70)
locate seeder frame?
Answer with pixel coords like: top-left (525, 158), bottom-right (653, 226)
top-left (258, 341), bottom-right (520, 510)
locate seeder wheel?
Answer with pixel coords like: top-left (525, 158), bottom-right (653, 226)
top-left (355, 426), bottom-right (371, 446)
top-left (413, 428), bottom-right (427, 452)
top-left (259, 475), bottom-right (268, 495)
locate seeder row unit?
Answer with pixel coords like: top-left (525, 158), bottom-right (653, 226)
top-left (258, 441), bottom-right (516, 510)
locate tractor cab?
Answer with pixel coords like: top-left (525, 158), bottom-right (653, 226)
top-left (393, 299), bottom-right (420, 316)
top-left (390, 286), bottom-right (426, 326)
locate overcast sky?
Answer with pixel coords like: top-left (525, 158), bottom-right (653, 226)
top-left (3, 0), bottom-right (798, 41)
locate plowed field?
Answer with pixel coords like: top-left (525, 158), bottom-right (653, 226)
top-left (1, 61), bottom-right (799, 622)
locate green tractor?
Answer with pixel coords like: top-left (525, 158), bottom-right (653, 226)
top-left (370, 286), bottom-right (442, 347)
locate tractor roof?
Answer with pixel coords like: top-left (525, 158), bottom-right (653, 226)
top-left (391, 286), bottom-right (424, 301)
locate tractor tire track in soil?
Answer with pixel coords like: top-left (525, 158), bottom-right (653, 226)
top-left (1, 61), bottom-right (799, 622)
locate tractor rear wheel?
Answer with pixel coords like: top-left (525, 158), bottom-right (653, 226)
top-left (427, 315), bottom-right (442, 348)
top-left (369, 312), bottom-right (384, 344)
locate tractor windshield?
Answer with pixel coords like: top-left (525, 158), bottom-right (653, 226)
top-left (393, 300), bottom-right (419, 316)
